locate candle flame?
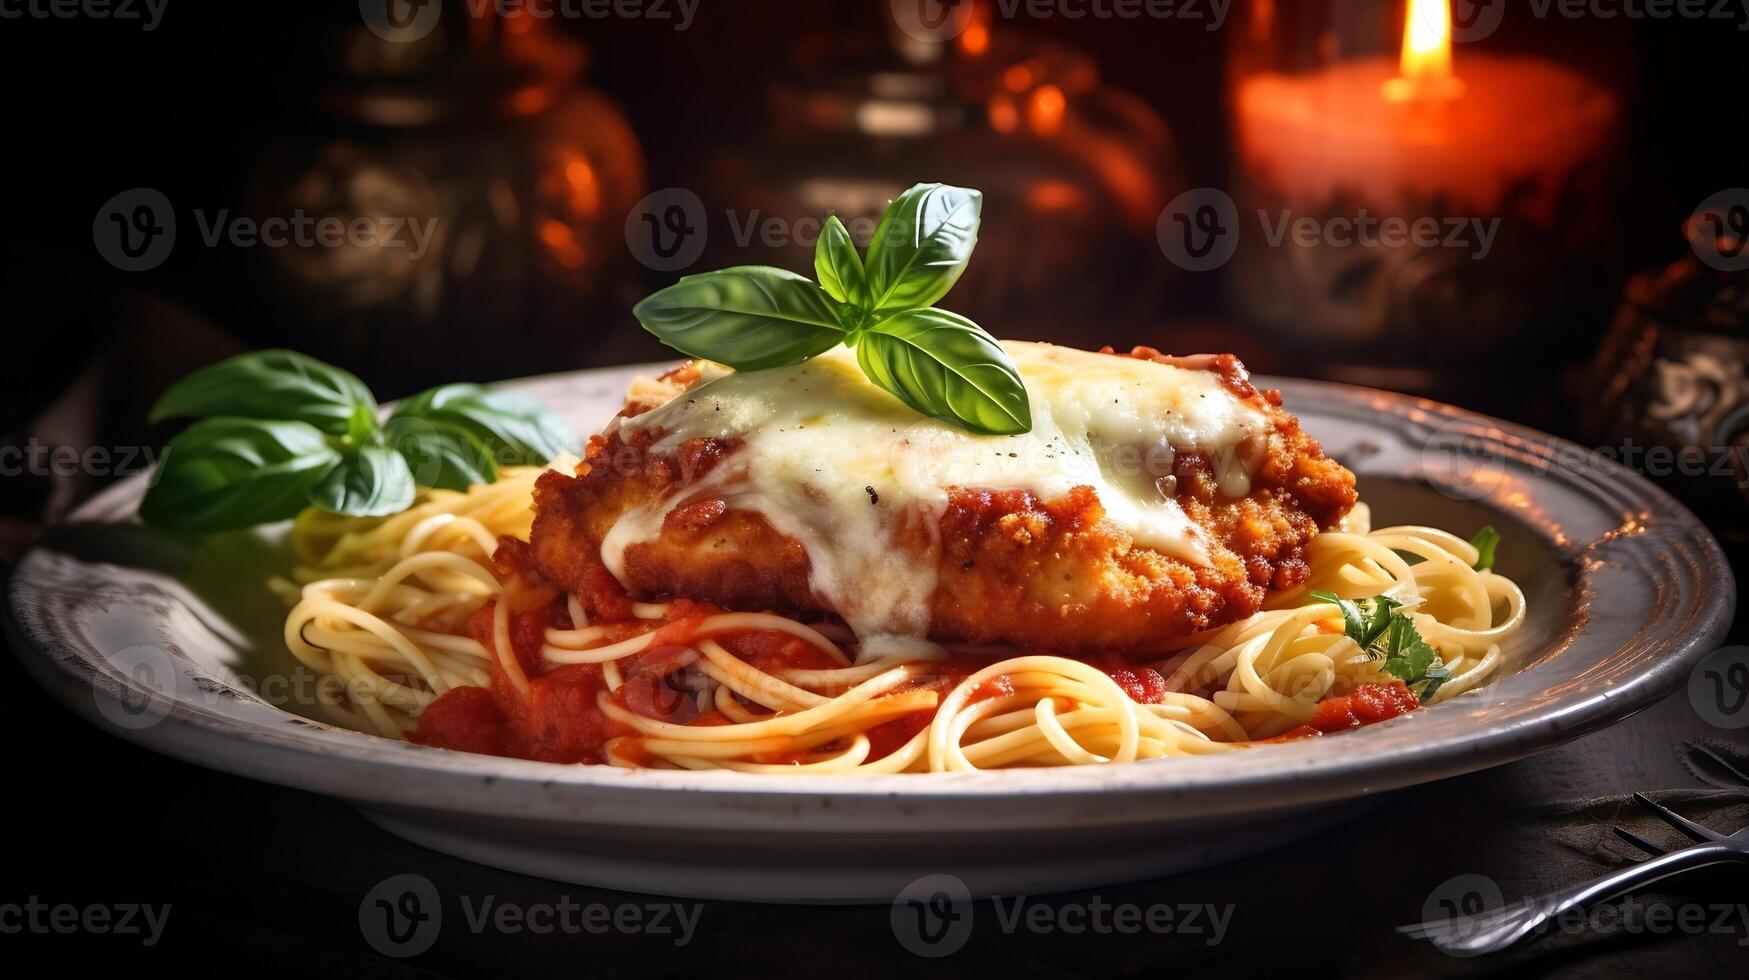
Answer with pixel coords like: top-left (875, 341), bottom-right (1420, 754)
top-left (1401, 0), bottom-right (1453, 81)
top-left (1387, 0), bottom-right (1463, 103)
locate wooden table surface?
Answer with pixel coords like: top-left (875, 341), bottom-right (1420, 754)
top-left (4, 557), bottom-right (1745, 978)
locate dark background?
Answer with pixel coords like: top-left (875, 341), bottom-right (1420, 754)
top-left (2, 1), bottom-right (1746, 975)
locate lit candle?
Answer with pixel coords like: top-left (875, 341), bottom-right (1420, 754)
top-left (1234, 0), bottom-right (1618, 223)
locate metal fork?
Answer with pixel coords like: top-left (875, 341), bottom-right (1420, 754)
top-left (1397, 793), bottom-right (1749, 956)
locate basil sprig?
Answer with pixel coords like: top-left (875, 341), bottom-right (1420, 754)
top-left (141, 350), bottom-right (579, 533)
top-left (632, 182), bottom-right (1032, 435)
top-left (1308, 590), bottom-right (1452, 701)
top-left (146, 349), bottom-right (376, 437)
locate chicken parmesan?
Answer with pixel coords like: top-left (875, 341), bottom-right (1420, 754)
top-left (266, 341), bottom-right (1525, 771)
top-left (529, 342), bottom-right (1357, 653)
top-left (229, 181), bottom-right (1529, 771)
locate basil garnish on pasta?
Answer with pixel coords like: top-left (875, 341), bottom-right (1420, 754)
top-left (137, 418), bottom-right (344, 533)
top-left (632, 182), bottom-right (1032, 436)
top-left (1307, 589), bottom-right (1453, 700)
top-left (142, 350), bottom-right (578, 532)
top-left (147, 348), bottom-right (375, 436)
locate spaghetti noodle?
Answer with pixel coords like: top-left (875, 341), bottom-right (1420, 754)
top-left (277, 469), bottom-right (1526, 773)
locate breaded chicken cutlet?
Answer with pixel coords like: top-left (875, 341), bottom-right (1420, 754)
top-left (526, 341), bottom-right (1357, 653)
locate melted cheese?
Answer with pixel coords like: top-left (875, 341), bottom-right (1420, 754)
top-left (601, 341), bottom-right (1270, 648)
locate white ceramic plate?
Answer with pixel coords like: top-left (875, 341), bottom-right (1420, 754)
top-left (6, 366), bottom-right (1736, 902)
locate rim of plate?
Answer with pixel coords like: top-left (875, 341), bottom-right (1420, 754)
top-left (5, 370), bottom-right (1737, 832)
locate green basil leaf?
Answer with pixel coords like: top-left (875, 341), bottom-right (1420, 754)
top-left (139, 418), bottom-right (342, 533)
top-left (382, 415), bottom-right (497, 492)
top-left (307, 442), bottom-right (416, 517)
top-left (148, 349), bottom-right (375, 436)
top-left (632, 266), bottom-right (846, 371)
top-left (855, 308), bottom-right (1030, 435)
top-left (1468, 525), bottom-right (1501, 571)
top-left (391, 384), bottom-right (579, 466)
top-left (814, 214), bottom-right (868, 310)
top-left (863, 183), bottom-right (981, 314)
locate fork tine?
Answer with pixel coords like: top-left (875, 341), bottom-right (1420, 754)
top-left (1611, 824), bottom-right (1666, 856)
top-left (1398, 914), bottom-right (1480, 940)
top-left (1632, 792), bottom-right (1724, 843)
top-left (1397, 899), bottom-right (1532, 946)
top-left (1684, 739), bottom-right (1749, 789)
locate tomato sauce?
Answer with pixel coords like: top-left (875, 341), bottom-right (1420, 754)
top-left (411, 595), bottom-right (845, 763)
top-left (1270, 681), bottom-right (1421, 742)
top-left (412, 594), bottom-right (1210, 765)
top-left (1087, 657), bottom-right (1169, 704)
top-left (411, 599), bottom-right (624, 763)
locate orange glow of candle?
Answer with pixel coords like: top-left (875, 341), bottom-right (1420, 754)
top-left (1385, 0), bottom-right (1464, 104)
top-left (1234, 0), bottom-right (1618, 221)
top-left (1402, 0), bottom-right (1452, 80)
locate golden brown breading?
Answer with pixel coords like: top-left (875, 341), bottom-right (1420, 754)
top-left (528, 348), bottom-right (1357, 652)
